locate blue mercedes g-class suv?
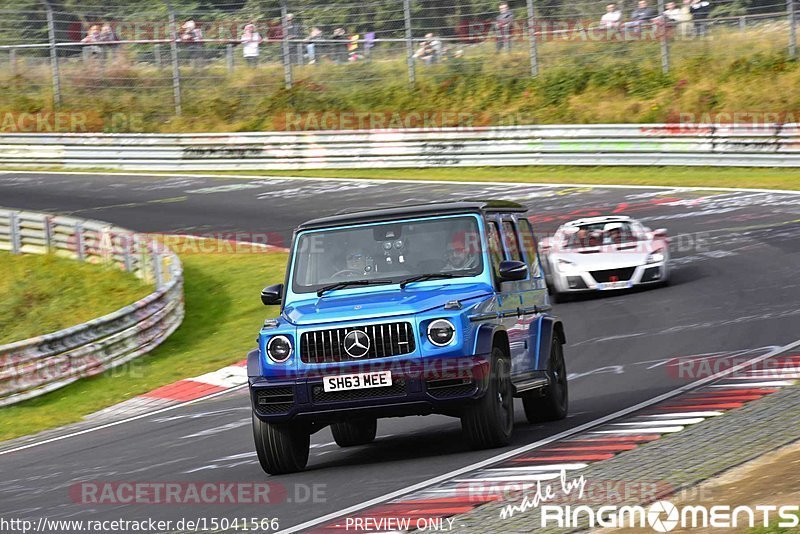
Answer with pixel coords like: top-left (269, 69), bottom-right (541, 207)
top-left (249, 201), bottom-right (568, 474)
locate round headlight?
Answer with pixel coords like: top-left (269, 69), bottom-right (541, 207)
top-left (267, 335), bottom-right (292, 362)
top-left (427, 319), bottom-right (456, 347)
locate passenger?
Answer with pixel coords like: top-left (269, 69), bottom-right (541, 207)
top-left (604, 222), bottom-right (624, 244)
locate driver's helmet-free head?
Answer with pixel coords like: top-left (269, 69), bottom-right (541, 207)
top-left (346, 250), bottom-right (367, 272)
top-left (603, 222), bottom-right (624, 243)
top-left (447, 230), bottom-right (479, 270)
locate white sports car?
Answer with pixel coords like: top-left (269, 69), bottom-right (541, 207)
top-left (540, 216), bottom-right (670, 302)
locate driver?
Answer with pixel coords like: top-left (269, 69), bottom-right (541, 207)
top-left (604, 222), bottom-right (623, 245)
top-left (443, 231), bottom-right (480, 271)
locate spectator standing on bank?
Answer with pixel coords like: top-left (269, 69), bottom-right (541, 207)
top-left (178, 20), bottom-right (204, 67)
top-left (241, 23), bottom-right (262, 67)
top-left (625, 0), bottom-right (656, 33)
top-left (413, 33), bottom-right (443, 64)
top-left (81, 24), bottom-right (102, 60)
top-left (330, 27), bottom-right (348, 64)
top-left (495, 3), bottom-right (514, 52)
top-left (98, 23), bottom-right (119, 64)
top-left (689, 0), bottom-right (712, 36)
top-left (305, 27), bottom-right (322, 64)
top-left (600, 3), bottom-right (622, 28)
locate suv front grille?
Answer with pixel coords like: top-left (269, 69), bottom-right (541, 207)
top-left (590, 267), bottom-right (636, 283)
top-left (300, 322), bottom-right (415, 363)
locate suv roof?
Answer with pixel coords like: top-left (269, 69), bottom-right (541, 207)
top-left (297, 200), bottom-right (527, 231)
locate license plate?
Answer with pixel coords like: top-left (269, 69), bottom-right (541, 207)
top-left (323, 371), bottom-right (393, 392)
top-left (597, 280), bottom-right (633, 290)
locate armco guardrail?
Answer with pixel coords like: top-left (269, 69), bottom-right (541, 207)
top-left (0, 208), bottom-right (184, 407)
top-left (0, 124), bottom-right (799, 169)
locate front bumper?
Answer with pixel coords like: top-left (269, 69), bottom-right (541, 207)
top-left (250, 356), bottom-right (490, 423)
top-left (553, 262), bottom-right (667, 293)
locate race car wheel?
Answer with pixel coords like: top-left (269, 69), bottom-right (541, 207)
top-left (461, 347), bottom-right (514, 449)
top-left (523, 337), bottom-right (568, 423)
top-left (252, 413), bottom-right (310, 475)
top-left (331, 418), bottom-right (378, 447)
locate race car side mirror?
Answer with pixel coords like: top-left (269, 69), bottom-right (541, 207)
top-left (652, 228), bottom-right (668, 238)
top-left (261, 283), bottom-right (284, 306)
top-left (498, 260), bottom-right (528, 282)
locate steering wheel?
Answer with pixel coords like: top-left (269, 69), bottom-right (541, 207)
top-left (331, 269), bottom-right (362, 279)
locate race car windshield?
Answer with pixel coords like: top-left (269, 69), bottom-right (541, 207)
top-left (564, 222), bottom-right (642, 249)
top-left (291, 216), bottom-right (485, 294)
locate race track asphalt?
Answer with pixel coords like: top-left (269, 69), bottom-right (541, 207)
top-left (0, 171), bottom-right (798, 531)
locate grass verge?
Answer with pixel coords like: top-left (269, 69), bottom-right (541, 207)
top-left (0, 240), bottom-right (287, 442)
top-left (0, 252), bottom-right (152, 344)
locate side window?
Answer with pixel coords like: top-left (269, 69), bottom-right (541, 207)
top-left (517, 218), bottom-right (543, 278)
top-left (486, 221), bottom-right (505, 277)
top-left (501, 220), bottom-right (523, 262)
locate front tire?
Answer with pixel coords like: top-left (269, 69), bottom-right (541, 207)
top-left (252, 413), bottom-right (310, 475)
top-left (523, 337), bottom-right (568, 423)
top-left (331, 418), bottom-right (377, 447)
top-left (461, 347), bottom-right (514, 449)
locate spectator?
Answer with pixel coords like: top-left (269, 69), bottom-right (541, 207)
top-left (305, 27), bottom-right (322, 64)
top-left (241, 23), bottom-right (262, 67)
top-left (330, 27), bottom-right (348, 64)
top-left (81, 24), bottom-right (102, 59)
top-left (600, 3), bottom-right (622, 28)
top-left (413, 33), bottom-right (443, 64)
top-left (495, 3), bottom-right (514, 52)
top-left (664, 1), bottom-right (683, 21)
top-left (348, 33), bottom-right (361, 61)
top-left (689, 0), bottom-right (711, 36)
top-left (623, 0), bottom-right (656, 33)
top-left (631, 0), bottom-right (657, 23)
top-left (98, 23), bottom-right (119, 64)
top-left (178, 20), bottom-right (204, 66)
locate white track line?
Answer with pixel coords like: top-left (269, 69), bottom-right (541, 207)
top-left (0, 384), bottom-right (248, 457)
top-left (277, 338), bottom-right (800, 534)
top-left (3, 169), bottom-right (800, 196)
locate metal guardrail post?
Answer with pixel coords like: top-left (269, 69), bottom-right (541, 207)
top-left (154, 43), bottom-right (162, 69)
top-left (739, 16), bottom-right (746, 32)
top-left (9, 49), bottom-right (16, 77)
top-left (167, 6), bottom-right (182, 116)
top-left (123, 233), bottom-right (133, 273)
top-left (44, 216), bottom-right (53, 253)
top-left (790, 0), bottom-right (798, 59)
top-left (74, 222), bottom-right (85, 261)
top-left (526, 0), bottom-right (539, 77)
top-left (152, 249), bottom-right (163, 288)
top-left (9, 212), bottom-right (21, 254)
top-left (658, 0), bottom-right (670, 73)
top-left (280, 1), bottom-right (293, 90)
top-left (403, 0), bottom-right (416, 85)
top-left (42, 1), bottom-right (61, 109)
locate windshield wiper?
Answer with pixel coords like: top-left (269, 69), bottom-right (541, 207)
top-left (399, 273), bottom-right (460, 289)
top-left (316, 279), bottom-right (392, 297)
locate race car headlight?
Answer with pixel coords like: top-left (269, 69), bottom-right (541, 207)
top-left (266, 335), bottom-right (292, 362)
top-left (647, 251), bottom-right (665, 264)
top-left (556, 258), bottom-right (578, 273)
top-left (427, 319), bottom-right (456, 347)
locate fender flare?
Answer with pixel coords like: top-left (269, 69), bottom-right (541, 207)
top-left (537, 315), bottom-right (566, 371)
top-left (247, 348), bottom-right (262, 378)
top-left (473, 322), bottom-right (509, 357)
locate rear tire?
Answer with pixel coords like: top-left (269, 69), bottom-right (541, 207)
top-left (331, 418), bottom-right (378, 447)
top-left (461, 347), bottom-right (514, 449)
top-left (252, 413), bottom-right (310, 475)
top-left (523, 337), bottom-right (568, 423)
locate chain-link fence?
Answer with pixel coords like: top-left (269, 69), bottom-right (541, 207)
top-left (0, 0), bottom-right (796, 122)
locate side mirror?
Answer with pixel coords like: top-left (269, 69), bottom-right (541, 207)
top-left (652, 228), bottom-right (668, 238)
top-left (498, 260), bottom-right (528, 282)
top-left (261, 283), bottom-right (284, 306)
top-left (539, 237), bottom-right (552, 253)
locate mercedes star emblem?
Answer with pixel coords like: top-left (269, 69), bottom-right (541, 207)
top-left (343, 330), bottom-right (370, 358)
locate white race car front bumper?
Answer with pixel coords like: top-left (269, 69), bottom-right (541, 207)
top-left (551, 261), bottom-right (668, 293)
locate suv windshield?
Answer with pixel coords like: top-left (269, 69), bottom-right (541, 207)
top-left (292, 216), bottom-right (485, 294)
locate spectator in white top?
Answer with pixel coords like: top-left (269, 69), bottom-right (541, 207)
top-left (600, 3), bottom-right (622, 28)
top-left (241, 23), bottom-right (262, 67)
